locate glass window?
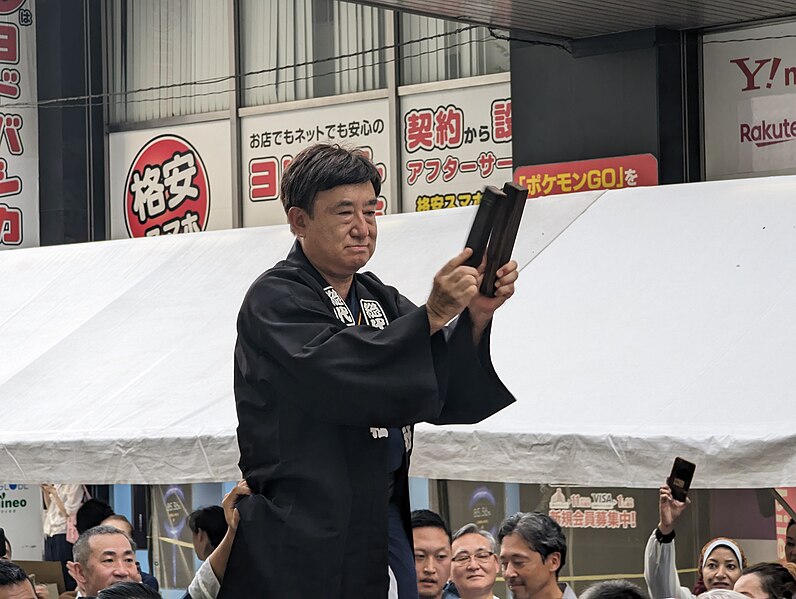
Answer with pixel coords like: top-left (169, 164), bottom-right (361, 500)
top-left (400, 15), bottom-right (509, 86)
top-left (240, 0), bottom-right (386, 107)
top-left (107, 0), bottom-right (230, 124)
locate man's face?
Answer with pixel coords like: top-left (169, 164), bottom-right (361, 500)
top-left (72, 533), bottom-right (139, 595)
top-left (499, 533), bottom-right (559, 599)
top-left (191, 529), bottom-right (213, 561)
top-left (290, 182), bottom-right (378, 283)
top-left (413, 526), bottom-right (452, 599)
top-left (450, 533), bottom-right (499, 598)
top-left (0, 581), bottom-right (36, 599)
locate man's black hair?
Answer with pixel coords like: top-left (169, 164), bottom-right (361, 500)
top-left (76, 498), bottom-right (115, 534)
top-left (580, 580), bottom-right (649, 599)
top-left (0, 560), bottom-right (33, 588)
top-left (97, 581), bottom-right (162, 598)
top-left (280, 143), bottom-right (381, 216)
top-left (498, 512), bottom-right (568, 576)
top-left (188, 506), bottom-right (227, 550)
top-left (410, 509), bottom-right (452, 544)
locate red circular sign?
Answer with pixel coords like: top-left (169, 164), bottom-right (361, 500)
top-left (124, 135), bottom-right (211, 238)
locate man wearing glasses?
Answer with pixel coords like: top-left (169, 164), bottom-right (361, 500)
top-left (450, 524), bottom-right (501, 599)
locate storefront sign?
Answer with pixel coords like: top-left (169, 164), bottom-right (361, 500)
top-left (109, 121), bottom-right (233, 239)
top-left (704, 22), bottom-right (796, 179)
top-left (0, 0), bottom-right (38, 249)
top-left (775, 487), bottom-right (796, 560)
top-left (0, 482), bottom-right (43, 560)
top-left (515, 154), bottom-right (658, 198)
top-left (401, 82), bottom-right (512, 211)
top-left (241, 98), bottom-right (392, 227)
top-left (548, 487), bottom-right (638, 529)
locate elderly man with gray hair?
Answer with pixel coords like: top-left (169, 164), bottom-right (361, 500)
top-left (60, 525), bottom-right (140, 598)
top-left (450, 523), bottom-right (501, 599)
top-left (498, 512), bottom-right (577, 599)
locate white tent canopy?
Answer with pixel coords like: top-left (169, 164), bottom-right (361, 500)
top-left (2, 176), bottom-right (795, 488)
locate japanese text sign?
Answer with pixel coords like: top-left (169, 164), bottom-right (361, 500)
top-left (109, 121), bottom-right (233, 240)
top-left (514, 154), bottom-right (658, 198)
top-left (241, 98), bottom-right (392, 227)
top-left (401, 81), bottom-right (512, 212)
top-left (0, 0), bottom-right (37, 249)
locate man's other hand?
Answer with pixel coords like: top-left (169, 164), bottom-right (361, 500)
top-left (223, 480), bottom-right (252, 531)
top-left (426, 249), bottom-right (480, 335)
top-left (468, 259), bottom-right (518, 342)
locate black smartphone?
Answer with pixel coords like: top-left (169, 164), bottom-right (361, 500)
top-left (666, 457), bottom-right (696, 502)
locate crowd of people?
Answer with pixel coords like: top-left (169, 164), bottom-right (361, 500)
top-left (4, 486), bottom-right (795, 599)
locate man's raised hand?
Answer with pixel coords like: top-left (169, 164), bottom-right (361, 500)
top-left (426, 248), bottom-right (480, 335)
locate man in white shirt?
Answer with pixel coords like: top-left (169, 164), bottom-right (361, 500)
top-left (450, 524), bottom-right (501, 599)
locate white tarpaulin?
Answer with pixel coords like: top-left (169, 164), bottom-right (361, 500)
top-left (1, 176), bottom-right (795, 488)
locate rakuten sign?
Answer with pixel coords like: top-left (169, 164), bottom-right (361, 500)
top-left (740, 118), bottom-right (796, 147)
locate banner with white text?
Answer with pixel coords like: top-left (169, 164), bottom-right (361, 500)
top-left (108, 121), bottom-right (234, 239)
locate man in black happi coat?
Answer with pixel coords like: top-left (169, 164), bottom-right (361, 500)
top-left (219, 144), bottom-right (518, 599)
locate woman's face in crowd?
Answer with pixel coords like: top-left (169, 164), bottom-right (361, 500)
top-left (702, 547), bottom-right (742, 590)
top-left (734, 572), bottom-right (767, 599)
top-left (786, 523), bottom-right (796, 564)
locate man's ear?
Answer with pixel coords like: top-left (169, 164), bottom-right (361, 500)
top-left (544, 552), bottom-right (561, 574)
top-left (287, 206), bottom-right (309, 238)
top-left (67, 561), bottom-right (87, 586)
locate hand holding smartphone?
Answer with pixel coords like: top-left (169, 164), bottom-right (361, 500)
top-left (666, 457), bottom-right (696, 502)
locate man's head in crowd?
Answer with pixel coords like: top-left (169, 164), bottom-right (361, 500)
top-left (0, 530), bottom-right (10, 560)
top-left (102, 515), bottom-right (135, 539)
top-left (0, 560), bottom-right (36, 599)
top-left (498, 512), bottom-right (567, 599)
top-left (450, 523), bottom-right (500, 599)
top-left (786, 519), bottom-right (796, 565)
top-left (580, 580), bottom-right (648, 599)
top-left (97, 581), bottom-right (162, 599)
top-left (76, 498), bottom-right (115, 535)
top-left (68, 525), bottom-right (139, 596)
top-left (411, 509), bottom-right (452, 599)
top-left (188, 506), bottom-right (227, 561)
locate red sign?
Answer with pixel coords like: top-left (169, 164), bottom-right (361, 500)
top-left (124, 135), bottom-right (210, 237)
top-left (514, 154), bottom-right (658, 199)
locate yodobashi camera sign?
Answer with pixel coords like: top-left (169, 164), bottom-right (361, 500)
top-left (0, 483), bottom-right (43, 560)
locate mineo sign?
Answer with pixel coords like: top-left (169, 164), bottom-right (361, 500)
top-left (740, 118), bottom-right (796, 147)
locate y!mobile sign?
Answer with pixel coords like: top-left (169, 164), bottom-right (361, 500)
top-left (0, 0), bottom-right (38, 250)
top-left (241, 98), bottom-right (392, 227)
top-left (704, 22), bottom-right (796, 179)
top-left (401, 82), bottom-right (512, 212)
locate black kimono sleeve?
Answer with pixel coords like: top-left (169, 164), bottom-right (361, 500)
top-left (235, 269), bottom-right (448, 428)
